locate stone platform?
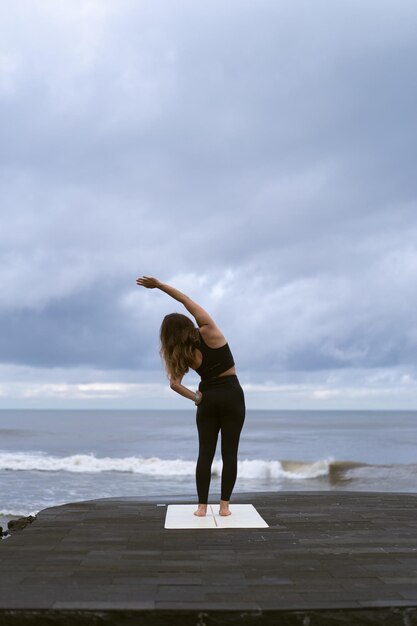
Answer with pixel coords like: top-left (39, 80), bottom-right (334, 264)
top-left (1, 490), bottom-right (417, 624)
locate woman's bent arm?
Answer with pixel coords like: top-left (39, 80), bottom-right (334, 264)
top-left (170, 374), bottom-right (202, 404)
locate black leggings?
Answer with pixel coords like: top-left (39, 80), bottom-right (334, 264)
top-left (195, 374), bottom-right (246, 504)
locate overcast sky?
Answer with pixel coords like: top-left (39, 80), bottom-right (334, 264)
top-left (1, 0), bottom-right (417, 410)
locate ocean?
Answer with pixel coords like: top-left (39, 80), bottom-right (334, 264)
top-left (1, 409), bottom-right (416, 525)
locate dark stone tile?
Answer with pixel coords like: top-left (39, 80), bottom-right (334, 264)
top-left (2, 490), bottom-right (417, 616)
top-left (52, 600), bottom-right (156, 609)
top-left (154, 600), bottom-right (261, 610)
top-left (155, 585), bottom-right (208, 601)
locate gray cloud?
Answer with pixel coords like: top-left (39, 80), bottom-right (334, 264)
top-left (1, 0), bottom-right (417, 406)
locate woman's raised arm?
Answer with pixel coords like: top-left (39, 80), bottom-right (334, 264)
top-left (136, 276), bottom-right (217, 328)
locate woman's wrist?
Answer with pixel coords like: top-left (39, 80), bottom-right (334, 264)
top-left (194, 390), bottom-right (202, 405)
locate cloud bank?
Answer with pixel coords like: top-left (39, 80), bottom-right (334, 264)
top-left (1, 0), bottom-right (417, 408)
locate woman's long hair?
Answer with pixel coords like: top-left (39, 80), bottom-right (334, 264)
top-left (159, 313), bottom-right (200, 379)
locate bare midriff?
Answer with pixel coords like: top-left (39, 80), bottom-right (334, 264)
top-left (217, 366), bottom-right (237, 377)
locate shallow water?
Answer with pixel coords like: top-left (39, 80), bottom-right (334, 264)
top-left (1, 409), bottom-right (416, 518)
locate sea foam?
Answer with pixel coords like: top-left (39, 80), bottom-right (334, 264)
top-left (4, 452), bottom-right (406, 483)
top-left (0, 451), bottom-right (336, 479)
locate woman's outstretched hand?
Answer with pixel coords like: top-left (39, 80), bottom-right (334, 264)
top-left (136, 276), bottom-right (161, 289)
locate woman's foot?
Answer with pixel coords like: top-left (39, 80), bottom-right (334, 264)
top-left (219, 499), bottom-right (232, 516)
top-left (194, 504), bottom-right (208, 517)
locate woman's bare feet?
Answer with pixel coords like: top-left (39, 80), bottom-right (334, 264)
top-left (219, 499), bottom-right (232, 516)
top-left (194, 504), bottom-right (208, 517)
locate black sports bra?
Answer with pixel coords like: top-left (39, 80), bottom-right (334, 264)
top-left (195, 330), bottom-right (235, 381)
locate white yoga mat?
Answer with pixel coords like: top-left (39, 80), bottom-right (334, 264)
top-left (164, 504), bottom-right (269, 529)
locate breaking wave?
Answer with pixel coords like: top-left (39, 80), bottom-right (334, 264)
top-left (1, 452), bottom-right (415, 484)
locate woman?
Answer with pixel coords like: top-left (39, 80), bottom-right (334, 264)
top-left (136, 276), bottom-right (246, 517)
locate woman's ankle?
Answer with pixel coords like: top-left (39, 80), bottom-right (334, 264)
top-left (219, 499), bottom-right (231, 515)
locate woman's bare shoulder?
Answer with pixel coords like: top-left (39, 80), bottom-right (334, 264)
top-left (198, 323), bottom-right (227, 348)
